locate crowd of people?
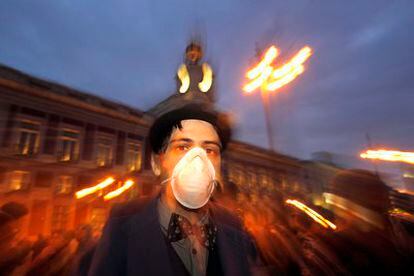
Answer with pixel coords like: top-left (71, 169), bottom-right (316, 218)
top-left (219, 169), bottom-right (414, 275)
top-left (1, 169), bottom-right (413, 275)
top-left (0, 203), bottom-right (97, 276)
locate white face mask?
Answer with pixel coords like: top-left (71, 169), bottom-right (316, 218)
top-left (170, 147), bottom-right (216, 209)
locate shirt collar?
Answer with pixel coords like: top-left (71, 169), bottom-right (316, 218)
top-left (158, 196), bottom-right (209, 232)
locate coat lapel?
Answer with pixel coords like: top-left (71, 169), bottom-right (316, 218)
top-left (210, 204), bottom-right (251, 276)
top-left (122, 198), bottom-right (253, 276)
top-left (124, 197), bottom-right (175, 275)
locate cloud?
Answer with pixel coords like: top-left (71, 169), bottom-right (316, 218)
top-left (0, 0), bottom-right (413, 162)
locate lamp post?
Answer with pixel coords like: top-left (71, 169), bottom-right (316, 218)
top-left (261, 88), bottom-right (275, 151)
top-left (243, 45), bottom-right (313, 151)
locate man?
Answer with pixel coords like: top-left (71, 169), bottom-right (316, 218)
top-left (88, 104), bottom-right (265, 276)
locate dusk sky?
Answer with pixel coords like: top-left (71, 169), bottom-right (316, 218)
top-left (1, 1), bottom-right (413, 168)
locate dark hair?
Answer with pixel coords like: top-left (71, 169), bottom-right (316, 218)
top-left (149, 104), bottom-right (232, 154)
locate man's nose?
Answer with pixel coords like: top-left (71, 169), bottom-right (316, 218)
top-left (192, 155), bottom-right (204, 172)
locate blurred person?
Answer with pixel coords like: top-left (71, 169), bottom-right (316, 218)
top-left (323, 169), bottom-right (413, 275)
top-left (75, 224), bottom-right (95, 254)
top-left (286, 201), bottom-right (348, 275)
top-left (26, 230), bottom-right (78, 276)
top-left (0, 201), bottom-right (31, 276)
top-left (31, 234), bottom-right (48, 260)
top-left (89, 104), bottom-right (267, 276)
top-left (72, 225), bottom-right (97, 276)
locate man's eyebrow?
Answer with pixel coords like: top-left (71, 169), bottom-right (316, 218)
top-left (170, 139), bottom-right (222, 149)
top-left (169, 138), bottom-right (193, 143)
top-left (202, 141), bottom-right (222, 149)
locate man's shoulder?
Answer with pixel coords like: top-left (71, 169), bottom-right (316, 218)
top-left (210, 202), bottom-right (244, 231)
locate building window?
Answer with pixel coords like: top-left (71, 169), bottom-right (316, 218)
top-left (96, 137), bottom-right (113, 167)
top-left (228, 165), bottom-right (243, 184)
top-left (9, 170), bottom-right (30, 191)
top-left (281, 178), bottom-right (289, 191)
top-left (58, 130), bottom-right (80, 162)
top-left (56, 175), bottom-right (74, 194)
top-left (247, 170), bottom-right (257, 188)
top-left (16, 121), bottom-right (40, 155)
top-left (259, 170), bottom-right (270, 188)
top-left (126, 143), bottom-right (142, 172)
top-left (52, 205), bottom-right (69, 233)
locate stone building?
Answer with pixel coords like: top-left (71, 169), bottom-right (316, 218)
top-left (0, 42), bottom-right (304, 238)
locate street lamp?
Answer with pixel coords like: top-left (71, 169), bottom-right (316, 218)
top-left (243, 45), bottom-right (313, 151)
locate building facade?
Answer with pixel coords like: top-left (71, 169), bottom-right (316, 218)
top-left (0, 43), bottom-right (305, 238)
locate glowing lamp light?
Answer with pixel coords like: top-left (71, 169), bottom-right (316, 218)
top-left (360, 149), bottom-right (414, 165)
top-left (104, 179), bottom-right (135, 201)
top-left (243, 45), bottom-right (312, 94)
top-left (286, 199), bottom-right (337, 230)
top-left (198, 63), bottom-right (213, 92)
top-left (246, 46), bottom-right (278, 79)
top-left (75, 177), bottom-right (115, 199)
top-left (177, 64), bottom-right (190, 93)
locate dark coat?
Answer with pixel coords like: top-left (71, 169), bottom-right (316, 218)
top-left (88, 196), bottom-right (265, 276)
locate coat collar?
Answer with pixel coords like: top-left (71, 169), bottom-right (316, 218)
top-left (123, 195), bottom-right (251, 276)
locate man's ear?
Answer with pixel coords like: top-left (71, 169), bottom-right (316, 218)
top-left (151, 153), bottom-right (161, 176)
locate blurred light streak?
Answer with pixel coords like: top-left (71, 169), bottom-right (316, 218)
top-left (266, 46), bottom-right (312, 91)
top-left (243, 46), bottom-right (278, 93)
top-left (246, 46), bottom-right (278, 79)
top-left (324, 193), bottom-right (384, 228)
top-left (286, 199), bottom-right (337, 230)
top-left (199, 63), bottom-right (213, 92)
top-left (403, 173), bottom-right (414, 179)
top-left (103, 179), bottom-right (134, 201)
top-left (177, 64), bottom-right (190, 93)
top-left (266, 65), bottom-right (304, 91)
top-left (389, 208), bottom-right (414, 223)
top-left (243, 45), bottom-right (312, 93)
top-left (75, 177), bottom-right (115, 199)
top-left (360, 149), bottom-right (414, 165)
top-left (243, 66), bottom-right (273, 93)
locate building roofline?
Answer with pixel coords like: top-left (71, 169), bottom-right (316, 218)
top-left (228, 139), bottom-right (301, 168)
top-left (0, 63), bottom-right (150, 127)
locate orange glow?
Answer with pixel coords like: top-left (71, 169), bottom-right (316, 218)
top-left (286, 199), bottom-right (337, 230)
top-left (360, 149), bottom-right (414, 165)
top-left (103, 179), bottom-right (135, 201)
top-left (243, 45), bottom-right (312, 94)
top-left (75, 177), bottom-right (115, 199)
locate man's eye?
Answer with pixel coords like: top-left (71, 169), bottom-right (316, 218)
top-left (177, 145), bottom-right (189, 151)
top-left (206, 148), bottom-right (219, 155)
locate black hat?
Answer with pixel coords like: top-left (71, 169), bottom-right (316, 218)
top-left (149, 104), bottom-right (232, 154)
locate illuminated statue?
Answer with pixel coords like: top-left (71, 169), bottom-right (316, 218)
top-left (176, 42), bottom-right (215, 102)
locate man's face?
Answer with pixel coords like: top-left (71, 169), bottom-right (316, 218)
top-left (158, 119), bottom-right (222, 182)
